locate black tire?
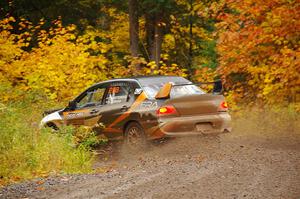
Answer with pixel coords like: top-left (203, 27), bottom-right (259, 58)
top-left (46, 122), bottom-right (59, 131)
top-left (124, 122), bottom-right (147, 150)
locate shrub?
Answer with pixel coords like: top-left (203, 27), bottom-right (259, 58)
top-left (72, 126), bottom-right (108, 148)
top-left (0, 102), bottom-right (94, 186)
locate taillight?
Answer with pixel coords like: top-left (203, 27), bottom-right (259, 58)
top-left (157, 105), bottom-right (178, 116)
top-left (219, 101), bottom-right (228, 111)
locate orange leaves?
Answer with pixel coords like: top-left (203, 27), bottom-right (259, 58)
top-left (216, 0), bottom-right (300, 104)
top-left (195, 67), bottom-right (216, 83)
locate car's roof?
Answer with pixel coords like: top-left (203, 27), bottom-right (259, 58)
top-left (115, 75), bottom-right (181, 81)
top-left (92, 75), bottom-right (189, 87)
top-left (76, 75), bottom-right (191, 100)
top-left (134, 75), bottom-right (177, 79)
top-left (134, 76), bottom-right (190, 86)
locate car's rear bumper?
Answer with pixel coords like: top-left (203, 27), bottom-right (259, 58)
top-left (156, 112), bottom-right (231, 137)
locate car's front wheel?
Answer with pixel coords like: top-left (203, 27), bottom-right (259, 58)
top-left (46, 122), bottom-right (59, 131)
top-left (124, 122), bottom-right (147, 150)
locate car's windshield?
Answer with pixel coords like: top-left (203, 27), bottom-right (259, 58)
top-left (139, 76), bottom-right (205, 99)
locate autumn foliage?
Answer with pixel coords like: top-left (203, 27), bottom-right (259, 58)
top-left (216, 0), bottom-right (299, 105)
top-left (0, 0), bottom-right (299, 106)
top-left (0, 16), bottom-right (123, 100)
top-left (0, 16), bottom-right (186, 101)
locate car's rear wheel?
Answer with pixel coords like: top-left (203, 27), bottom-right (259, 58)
top-left (124, 122), bottom-right (147, 150)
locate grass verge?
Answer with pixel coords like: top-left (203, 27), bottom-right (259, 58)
top-left (0, 99), bottom-right (96, 186)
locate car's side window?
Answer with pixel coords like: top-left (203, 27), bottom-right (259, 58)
top-left (90, 88), bottom-right (106, 104)
top-left (76, 86), bottom-right (107, 108)
top-left (77, 92), bottom-right (91, 108)
top-left (104, 83), bottom-right (130, 105)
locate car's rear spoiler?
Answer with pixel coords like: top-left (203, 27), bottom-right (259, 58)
top-left (155, 80), bottom-right (223, 99)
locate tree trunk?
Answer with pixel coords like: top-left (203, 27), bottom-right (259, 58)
top-left (128, 0), bottom-right (139, 57)
top-left (145, 13), bottom-right (155, 61)
top-left (187, 0), bottom-right (194, 79)
top-left (153, 14), bottom-right (163, 66)
top-left (145, 13), bottom-right (163, 66)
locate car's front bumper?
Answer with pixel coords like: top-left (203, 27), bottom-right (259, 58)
top-left (40, 110), bottom-right (63, 129)
top-left (156, 112), bottom-right (231, 137)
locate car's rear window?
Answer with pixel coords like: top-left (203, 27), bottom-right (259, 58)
top-left (138, 76), bottom-right (205, 98)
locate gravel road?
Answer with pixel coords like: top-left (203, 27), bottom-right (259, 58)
top-left (1, 128), bottom-right (299, 199)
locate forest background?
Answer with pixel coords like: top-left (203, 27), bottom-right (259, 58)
top-left (0, 0), bottom-right (299, 185)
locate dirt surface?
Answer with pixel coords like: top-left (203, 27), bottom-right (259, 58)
top-left (1, 129), bottom-right (300, 199)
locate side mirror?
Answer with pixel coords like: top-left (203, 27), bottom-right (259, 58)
top-left (134, 88), bottom-right (143, 95)
top-left (68, 101), bottom-right (76, 110)
top-left (213, 80), bottom-right (223, 94)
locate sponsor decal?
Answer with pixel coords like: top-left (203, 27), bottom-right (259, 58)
top-left (141, 101), bottom-right (158, 109)
top-left (64, 112), bottom-right (84, 119)
top-left (63, 110), bottom-right (89, 120)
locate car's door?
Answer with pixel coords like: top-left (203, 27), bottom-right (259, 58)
top-left (99, 81), bottom-right (136, 139)
top-left (63, 83), bottom-right (108, 128)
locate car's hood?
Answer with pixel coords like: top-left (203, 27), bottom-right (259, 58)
top-left (40, 109), bottom-right (63, 128)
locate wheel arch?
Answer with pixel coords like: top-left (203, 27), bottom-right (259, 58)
top-left (123, 120), bottom-right (142, 135)
top-left (45, 121), bottom-right (59, 131)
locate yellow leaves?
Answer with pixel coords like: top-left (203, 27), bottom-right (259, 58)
top-left (163, 34), bottom-right (175, 50)
top-left (264, 74), bottom-right (273, 84)
top-left (271, 18), bottom-right (282, 27)
top-left (0, 17), bottom-right (124, 101)
top-left (69, 34), bottom-right (76, 40)
top-left (48, 93), bottom-right (58, 100)
top-left (1, 16), bottom-right (15, 26)
top-left (142, 58), bottom-right (186, 77)
top-left (67, 25), bottom-right (76, 31)
top-left (170, 15), bottom-right (176, 21)
top-left (261, 22), bottom-right (273, 33)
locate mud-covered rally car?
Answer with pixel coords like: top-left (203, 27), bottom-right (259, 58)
top-left (41, 76), bottom-right (231, 145)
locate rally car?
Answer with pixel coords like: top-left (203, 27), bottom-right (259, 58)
top-left (41, 76), bottom-right (231, 145)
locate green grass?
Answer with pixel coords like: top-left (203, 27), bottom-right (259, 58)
top-left (0, 98), bottom-right (95, 186)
